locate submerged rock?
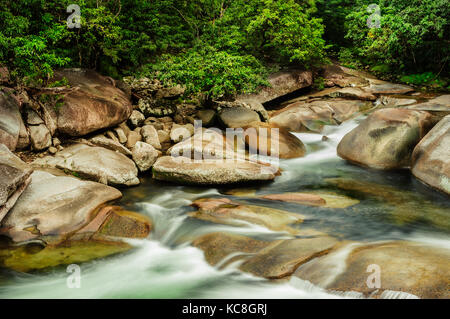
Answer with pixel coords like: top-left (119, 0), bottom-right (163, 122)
top-left (240, 237), bottom-right (339, 279)
top-left (32, 144), bottom-right (139, 186)
top-left (190, 198), bottom-right (304, 234)
top-left (0, 144), bottom-right (33, 222)
top-left (337, 108), bottom-right (435, 169)
top-left (296, 241), bottom-right (450, 299)
top-left (411, 115), bottom-right (450, 194)
top-left (152, 156), bottom-right (278, 185)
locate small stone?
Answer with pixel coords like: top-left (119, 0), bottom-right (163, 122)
top-left (127, 110), bottom-right (145, 128)
top-left (114, 127), bottom-right (127, 144)
top-left (48, 146), bottom-right (58, 154)
top-left (126, 131), bottom-right (142, 149)
top-left (132, 141), bottom-right (159, 172)
top-left (141, 125), bottom-right (161, 150)
top-left (106, 131), bottom-right (119, 143)
top-left (52, 137), bottom-right (61, 147)
top-left (157, 130), bottom-right (171, 143)
top-left (29, 124), bottom-right (52, 151)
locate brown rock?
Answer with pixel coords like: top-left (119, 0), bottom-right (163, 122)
top-left (337, 108), bottom-right (435, 169)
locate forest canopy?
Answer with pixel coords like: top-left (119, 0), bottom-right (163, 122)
top-left (0, 0), bottom-right (448, 97)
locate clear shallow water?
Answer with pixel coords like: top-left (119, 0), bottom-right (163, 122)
top-left (1, 116), bottom-right (449, 299)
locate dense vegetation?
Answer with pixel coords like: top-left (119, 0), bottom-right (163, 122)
top-left (0, 0), bottom-right (448, 97)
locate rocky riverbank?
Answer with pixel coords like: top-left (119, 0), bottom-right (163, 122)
top-left (0, 64), bottom-right (449, 298)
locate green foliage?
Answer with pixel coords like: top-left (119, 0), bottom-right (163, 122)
top-left (145, 46), bottom-right (269, 99)
top-left (342, 0), bottom-right (449, 75)
top-left (400, 72), bottom-right (448, 88)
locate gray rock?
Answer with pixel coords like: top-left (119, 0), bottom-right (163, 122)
top-left (152, 156), bottom-right (278, 185)
top-left (132, 141), bottom-right (159, 172)
top-left (0, 90), bottom-right (23, 151)
top-left (33, 144), bottom-right (139, 186)
top-left (141, 125), bottom-right (161, 149)
top-left (128, 110), bottom-right (145, 128)
top-left (126, 131), bottom-right (142, 149)
top-left (219, 106), bottom-right (261, 128)
top-left (114, 127), bottom-right (127, 144)
top-left (0, 170), bottom-right (122, 244)
top-left (0, 144), bottom-right (33, 222)
top-left (196, 109), bottom-right (216, 126)
top-left (29, 124), bottom-right (52, 150)
top-left (26, 108), bottom-right (44, 125)
top-left (411, 115), bottom-right (450, 194)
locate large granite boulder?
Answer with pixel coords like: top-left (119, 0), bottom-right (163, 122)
top-left (218, 106), bottom-right (261, 128)
top-left (237, 69), bottom-right (313, 104)
top-left (33, 144), bottom-right (139, 186)
top-left (270, 99), bottom-right (368, 132)
top-left (152, 156), bottom-right (278, 185)
top-left (337, 108), bottom-right (435, 169)
top-left (0, 170), bottom-right (121, 243)
top-left (411, 115), bottom-right (450, 194)
top-left (0, 144), bottom-right (33, 222)
top-left (44, 69), bottom-right (133, 136)
top-left (0, 90), bottom-right (25, 151)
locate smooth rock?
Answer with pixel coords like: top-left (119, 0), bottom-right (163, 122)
top-left (89, 135), bottom-right (132, 156)
top-left (0, 144), bottom-right (33, 222)
top-left (126, 130), bottom-right (142, 149)
top-left (32, 144), bottom-right (139, 186)
top-left (141, 125), bottom-right (162, 149)
top-left (152, 156), bottom-right (277, 185)
top-left (337, 108), bottom-right (435, 169)
top-left (190, 198), bottom-right (304, 234)
top-left (411, 115), bottom-right (450, 194)
top-left (237, 69), bottom-right (313, 104)
top-left (47, 69), bottom-right (133, 136)
top-left (29, 124), bottom-right (52, 151)
top-left (0, 90), bottom-right (23, 151)
top-left (219, 106), bottom-right (261, 128)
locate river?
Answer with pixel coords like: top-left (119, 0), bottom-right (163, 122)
top-left (1, 115), bottom-right (449, 298)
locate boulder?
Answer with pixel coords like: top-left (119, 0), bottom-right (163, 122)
top-left (0, 90), bottom-right (23, 151)
top-left (270, 98), bottom-right (369, 132)
top-left (132, 141), bottom-right (159, 172)
top-left (152, 156), bottom-right (278, 185)
top-left (196, 109), bottom-right (216, 126)
top-left (365, 79), bottom-right (414, 94)
top-left (0, 170), bottom-right (122, 243)
top-left (237, 69), bottom-right (313, 104)
top-left (310, 87), bottom-right (377, 101)
top-left (243, 122), bottom-right (306, 159)
top-left (190, 198), bottom-right (304, 234)
top-left (46, 69), bottom-right (133, 136)
top-left (141, 125), bottom-right (162, 149)
top-left (32, 144), bottom-right (139, 186)
top-left (337, 108), bottom-right (435, 169)
top-left (411, 115), bottom-right (450, 194)
top-left (406, 95), bottom-right (450, 121)
top-left (219, 106), bottom-right (261, 128)
top-left (0, 144), bottom-right (33, 222)
top-left (296, 241), bottom-right (450, 298)
top-left (322, 64), bottom-right (369, 88)
top-left (29, 124), bottom-right (52, 151)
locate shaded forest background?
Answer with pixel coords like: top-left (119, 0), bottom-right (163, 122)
top-left (0, 0), bottom-right (448, 98)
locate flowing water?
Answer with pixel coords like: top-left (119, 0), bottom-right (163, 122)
top-left (1, 116), bottom-right (449, 299)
